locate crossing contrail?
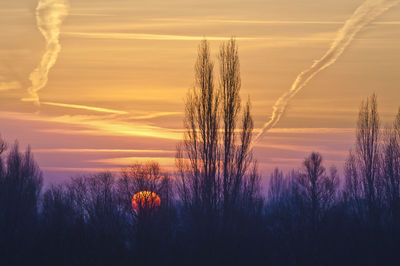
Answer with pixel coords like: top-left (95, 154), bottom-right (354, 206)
top-left (254, 0), bottom-right (400, 144)
top-left (22, 0), bottom-right (69, 105)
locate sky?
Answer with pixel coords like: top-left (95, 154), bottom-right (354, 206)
top-left (0, 0), bottom-right (399, 183)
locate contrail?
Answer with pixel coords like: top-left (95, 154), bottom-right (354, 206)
top-left (22, 0), bottom-right (69, 105)
top-left (253, 0), bottom-right (400, 144)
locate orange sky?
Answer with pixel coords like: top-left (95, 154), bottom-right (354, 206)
top-left (0, 0), bottom-right (399, 183)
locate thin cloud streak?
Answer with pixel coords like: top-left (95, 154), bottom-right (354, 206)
top-left (254, 127), bottom-right (354, 134)
top-left (198, 19), bottom-right (400, 25)
top-left (42, 166), bottom-right (121, 173)
top-left (35, 148), bottom-right (174, 154)
top-left (0, 111), bottom-right (182, 140)
top-left (41, 101), bottom-right (180, 119)
top-left (131, 112), bottom-right (182, 119)
top-left (63, 32), bottom-right (257, 41)
top-left (63, 31), bottom-right (388, 44)
top-left (256, 143), bottom-right (348, 156)
top-left (153, 18), bottom-right (343, 25)
top-left (42, 101), bottom-right (129, 114)
top-left (0, 80), bottom-right (20, 91)
top-left (154, 18), bottom-right (400, 25)
top-left (46, 116), bottom-right (181, 140)
top-left (91, 156), bottom-right (175, 166)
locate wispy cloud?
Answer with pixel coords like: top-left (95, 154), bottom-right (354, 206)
top-left (254, 127), bottom-right (354, 134)
top-left (42, 166), bottom-right (121, 173)
top-left (151, 18), bottom-right (344, 25)
top-left (42, 101), bottom-right (128, 114)
top-left (63, 31), bottom-right (366, 46)
top-left (149, 18), bottom-right (400, 25)
top-left (0, 111), bottom-right (182, 140)
top-left (62, 32), bottom-right (260, 41)
top-left (256, 143), bottom-right (348, 156)
top-left (35, 148), bottom-right (174, 154)
top-left (41, 101), bottom-right (180, 119)
top-left (91, 156), bottom-right (175, 167)
top-left (47, 115), bottom-right (182, 140)
top-left (69, 12), bottom-right (112, 17)
top-left (24, 0), bottom-right (69, 105)
top-left (0, 80), bottom-right (20, 91)
top-left (131, 112), bottom-right (182, 120)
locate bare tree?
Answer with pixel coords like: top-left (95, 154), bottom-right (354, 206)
top-left (42, 184), bottom-right (78, 227)
top-left (220, 39), bottom-right (241, 215)
top-left (177, 39), bottom-right (220, 216)
top-left (343, 150), bottom-right (363, 220)
top-left (219, 39), bottom-right (256, 225)
top-left (355, 94), bottom-right (381, 221)
top-left (394, 108), bottom-right (400, 140)
top-left (381, 109), bottom-right (400, 226)
top-left (0, 141), bottom-right (43, 265)
top-left (295, 152), bottom-right (339, 230)
top-left (0, 136), bottom-right (6, 178)
top-left (1, 142), bottom-right (43, 224)
top-left (268, 168), bottom-right (286, 206)
top-left (176, 39), bottom-right (261, 225)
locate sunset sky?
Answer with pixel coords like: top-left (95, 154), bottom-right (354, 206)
top-left (1, 0), bottom-right (399, 183)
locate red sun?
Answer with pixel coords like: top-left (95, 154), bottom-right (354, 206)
top-left (131, 191), bottom-right (161, 213)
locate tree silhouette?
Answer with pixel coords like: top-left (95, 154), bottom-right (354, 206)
top-left (381, 109), bottom-right (400, 228)
top-left (295, 152), bottom-right (339, 231)
top-left (0, 141), bottom-right (42, 265)
top-left (356, 94), bottom-right (382, 222)
top-left (175, 38), bottom-right (262, 265)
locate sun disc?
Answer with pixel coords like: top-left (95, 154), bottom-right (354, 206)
top-left (131, 191), bottom-right (161, 213)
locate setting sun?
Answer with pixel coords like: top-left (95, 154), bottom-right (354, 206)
top-left (131, 191), bottom-right (161, 213)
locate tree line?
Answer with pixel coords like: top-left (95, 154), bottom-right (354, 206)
top-left (1, 39), bottom-right (400, 265)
